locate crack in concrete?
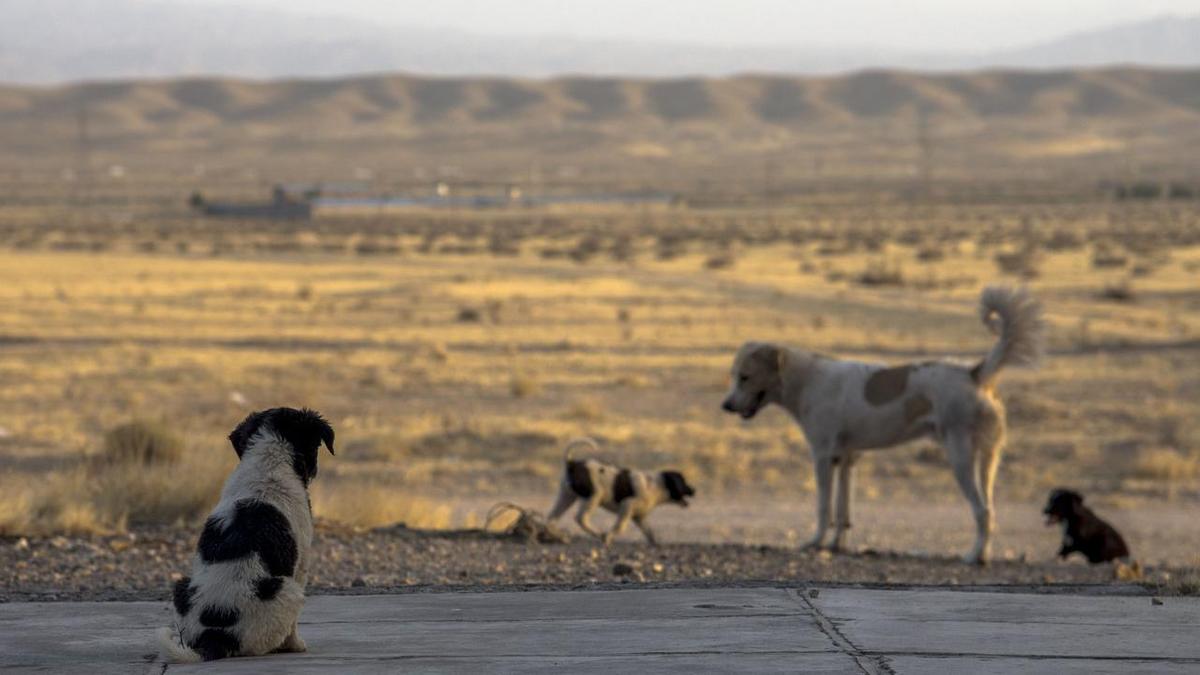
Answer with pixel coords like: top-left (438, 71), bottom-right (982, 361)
top-left (790, 588), bottom-right (894, 675)
top-left (865, 650), bottom-right (1200, 663)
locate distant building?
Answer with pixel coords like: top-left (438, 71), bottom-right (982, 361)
top-left (190, 186), bottom-right (312, 219)
top-left (190, 183), bottom-right (677, 219)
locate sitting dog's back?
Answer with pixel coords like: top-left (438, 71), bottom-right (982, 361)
top-left (159, 407), bottom-right (334, 662)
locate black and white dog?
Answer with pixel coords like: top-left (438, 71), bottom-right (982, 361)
top-left (158, 407), bottom-right (334, 662)
top-left (1043, 488), bottom-right (1130, 564)
top-left (546, 437), bottom-right (695, 545)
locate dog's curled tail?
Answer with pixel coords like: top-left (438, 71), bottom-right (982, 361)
top-left (972, 285), bottom-right (1044, 386)
top-left (157, 626), bottom-right (202, 664)
top-left (562, 436), bottom-right (599, 463)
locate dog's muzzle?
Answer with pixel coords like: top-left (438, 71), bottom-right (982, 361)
top-left (1043, 511), bottom-right (1062, 526)
top-left (722, 392), bottom-right (765, 419)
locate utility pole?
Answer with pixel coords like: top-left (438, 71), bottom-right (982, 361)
top-left (73, 104), bottom-right (93, 210)
top-left (915, 106), bottom-right (933, 201)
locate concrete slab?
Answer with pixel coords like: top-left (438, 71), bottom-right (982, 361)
top-left (0, 586), bottom-right (1197, 674)
top-left (811, 588), bottom-right (1200, 671)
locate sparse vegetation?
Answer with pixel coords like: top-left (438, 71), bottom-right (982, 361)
top-left (0, 181), bottom-right (1198, 552)
top-left (98, 420), bottom-right (186, 466)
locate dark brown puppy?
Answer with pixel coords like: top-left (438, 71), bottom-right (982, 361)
top-left (1043, 488), bottom-right (1130, 563)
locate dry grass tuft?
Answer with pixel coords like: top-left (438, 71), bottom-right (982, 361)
top-left (1098, 279), bottom-right (1135, 303)
top-left (312, 481), bottom-right (453, 530)
top-left (1, 445), bottom-right (230, 535)
top-left (562, 398), bottom-right (605, 422)
top-left (855, 258), bottom-right (905, 287)
top-left (1129, 448), bottom-right (1198, 482)
top-left (509, 373), bottom-right (542, 399)
top-left (98, 419), bottom-right (186, 466)
top-left (993, 246), bottom-right (1041, 279)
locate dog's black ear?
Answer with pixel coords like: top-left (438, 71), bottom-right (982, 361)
top-left (1053, 488), bottom-right (1083, 505)
top-left (228, 410), bottom-right (268, 459)
top-left (661, 471), bottom-right (694, 506)
top-left (264, 407), bottom-right (335, 485)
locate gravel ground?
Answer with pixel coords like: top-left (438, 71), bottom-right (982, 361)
top-left (0, 521), bottom-right (1186, 603)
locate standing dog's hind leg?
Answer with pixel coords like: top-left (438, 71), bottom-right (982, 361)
top-left (975, 406), bottom-right (1004, 560)
top-left (946, 429), bottom-right (990, 564)
top-left (803, 454), bottom-right (834, 550)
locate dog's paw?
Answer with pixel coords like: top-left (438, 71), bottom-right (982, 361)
top-left (799, 538), bottom-right (824, 552)
top-left (601, 534), bottom-right (615, 547)
top-left (961, 552), bottom-right (988, 566)
top-left (275, 634), bottom-right (307, 653)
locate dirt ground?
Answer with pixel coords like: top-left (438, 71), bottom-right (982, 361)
top-left (3, 497), bottom-right (1194, 603)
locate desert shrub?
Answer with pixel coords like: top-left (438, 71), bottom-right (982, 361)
top-left (1130, 449), bottom-right (1197, 482)
top-left (915, 246), bottom-right (945, 262)
top-left (487, 234), bottom-right (520, 256)
top-left (509, 374), bottom-right (541, 398)
top-left (563, 398), bottom-right (605, 422)
top-left (568, 235), bottom-right (603, 263)
top-left (609, 234), bottom-right (635, 262)
top-left (655, 234), bottom-right (687, 260)
top-left (1091, 246), bottom-right (1128, 269)
top-left (855, 258), bottom-right (905, 287)
top-left (1043, 228), bottom-right (1084, 252)
top-left (456, 306), bottom-right (482, 323)
top-left (993, 246), bottom-right (1041, 279)
top-left (1114, 181), bottom-right (1162, 200)
top-left (703, 251), bottom-right (736, 270)
top-left (99, 419), bottom-right (186, 466)
top-left (1098, 280), bottom-right (1135, 303)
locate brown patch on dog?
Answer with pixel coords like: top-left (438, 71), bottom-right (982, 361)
top-left (612, 469), bottom-right (634, 503)
top-left (903, 394), bottom-right (933, 424)
top-left (864, 365), bottom-right (912, 405)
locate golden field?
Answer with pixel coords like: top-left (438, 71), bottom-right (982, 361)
top-left (0, 200), bottom-right (1197, 565)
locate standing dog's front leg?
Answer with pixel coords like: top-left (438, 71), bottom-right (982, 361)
top-left (574, 496), bottom-right (604, 539)
top-left (603, 501), bottom-right (636, 546)
top-left (831, 452), bottom-right (856, 552)
top-left (803, 453), bottom-right (834, 550)
top-left (633, 515), bottom-right (658, 545)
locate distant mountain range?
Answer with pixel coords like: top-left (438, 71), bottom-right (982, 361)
top-left (1, 1), bottom-right (1198, 84)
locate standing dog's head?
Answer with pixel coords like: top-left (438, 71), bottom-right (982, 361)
top-left (229, 407), bottom-right (335, 486)
top-left (1043, 488), bottom-right (1083, 526)
top-left (660, 470), bottom-right (696, 507)
top-left (722, 341), bottom-right (788, 420)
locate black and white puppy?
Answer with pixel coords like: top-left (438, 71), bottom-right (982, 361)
top-left (546, 437), bottom-right (695, 545)
top-left (158, 407), bottom-right (334, 662)
top-left (1043, 488), bottom-right (1130, 564)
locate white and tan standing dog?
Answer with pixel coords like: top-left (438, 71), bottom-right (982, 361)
top-left (158, 407), bottom-right (334, 662)
top-left (721, 286), bottom-right (1043, 564)
top-left (547, 437), bottom-right (696, 545)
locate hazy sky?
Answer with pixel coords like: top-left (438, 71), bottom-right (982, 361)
top-left (167, 0), bottom-right (1199, 51)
